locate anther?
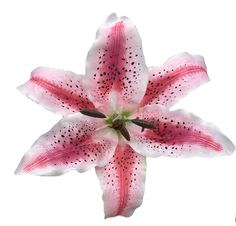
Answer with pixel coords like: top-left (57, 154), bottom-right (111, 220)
top-left (80, 109), bottom-right (106, 118)
top-left (131, 118), bottom-right (156, 129)
top-left (120, 126), bottom-right (130, 141)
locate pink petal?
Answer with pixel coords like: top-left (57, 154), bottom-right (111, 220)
top-left (139, 52), bottom-right (209, 108)
top-left (85, 13), bottom-right (148, 111)
top-left (129, 105), bottom-right (235, 157)
top-left (18, 67), bottom-right (95, 115)
top-left (15, 114), bottom-right (117, 175)
top-left (96, 143), bottom-right (146, 218)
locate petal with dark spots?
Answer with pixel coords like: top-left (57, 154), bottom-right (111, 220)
top-left (15, 114), bottom-right (118, 175)
top-left (85, 13), bottom-right (148, 111)
top-left (139, 52), bottom-right (209, 108)
top-left (96, 143), bottom-right (146, 218)
top-left (18, 67), bottom-right (95, 115)
top-left (129, 105), bottom-right (235, 157)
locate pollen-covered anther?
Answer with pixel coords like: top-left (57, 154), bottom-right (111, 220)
top-left (119, 127), bottom-right (130, 141)
top-left (80, 109), bottom-right (107, 118)
top-left (131, 118), bottom-right (156, 131)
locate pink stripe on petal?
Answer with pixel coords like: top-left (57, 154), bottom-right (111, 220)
top-left (129, 105), bottom-right (234, 158)
top-left (97, 21), bottom-right (125, 94)
top-left (96, 143), bottom-right (146, 218)
top-left (22, 137), bottom-right (106, 173)
top-left (16, 114), bottom-right (118, 175)
top-left (18, 67), bottom-right (95, 115)
top-left (86, 14), bottom-right (148, 111)
top-left (139, 52), bottom-right (209, 108)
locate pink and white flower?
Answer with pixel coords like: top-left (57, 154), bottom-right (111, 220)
top-left (16, 13), bottom-right (235, 218)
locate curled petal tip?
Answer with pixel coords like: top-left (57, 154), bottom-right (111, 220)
top-left (106, 13), bottom-right (118, 23)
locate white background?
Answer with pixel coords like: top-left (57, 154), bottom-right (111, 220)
top-left (0, 0), bottom-right (235, 225)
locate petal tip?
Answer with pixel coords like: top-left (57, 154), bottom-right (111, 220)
top-left (104, 214), bottom-right (109, 219)
top-left (17, 83), bottom-right (26, 94)
top-left (17, 82), bottom-right (33, 101)
top-left (15, 155), bottom-right (27, 175)
top-left (213, 129), bottom-right (235, 156)
top-left (105, 13), bottom-right (118, 24)
top-left (104, 210), bottom-right (135, 219)
top-left (223, 138), bottom-right (235, 155)
top-left (15, 164), bottom-right (24, 175)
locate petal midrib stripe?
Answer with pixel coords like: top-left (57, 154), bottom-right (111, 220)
top-left (30, 75), bottom-right (95, 111)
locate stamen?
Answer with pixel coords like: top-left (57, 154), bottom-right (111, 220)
top-left (131, 118), bottom-right (156, 129)
top-left (80, 109), bottom-right (106, 118)
top-left (119, 126), bottom-right (130, 141)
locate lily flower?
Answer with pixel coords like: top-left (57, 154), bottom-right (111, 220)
top-left (16, 13), bottom-right (235, 218)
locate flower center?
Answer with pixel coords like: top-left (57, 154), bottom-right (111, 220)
top-left (111, 119), bottom-right (124, 130)
top-left (80, 109), bottom-right (156, 141)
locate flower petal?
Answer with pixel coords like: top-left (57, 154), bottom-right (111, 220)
top-left (85, 13), bottom-right (148, 112)
top-left (18, 67), bottom-right (95, 115)
top-left (129, 105), bottom-right (235, 157)
top-left (95, 143), bottom-right (146, 218)
top-left (139, 52), bottom-right (209, 108)
top-left (15, 114), bottom-right (118, 175)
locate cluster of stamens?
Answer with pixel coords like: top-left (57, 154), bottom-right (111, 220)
top-left (80, 109), bottom-right (156, 141)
